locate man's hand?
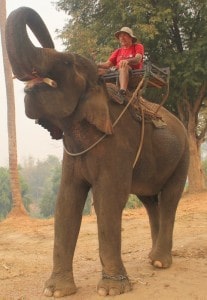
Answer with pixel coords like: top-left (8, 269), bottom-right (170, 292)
top-left (119, 54), bottom-right (142, 68)
top-left (119, 59), bottom-right (129, 68)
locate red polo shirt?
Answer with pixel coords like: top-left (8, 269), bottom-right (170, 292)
top-left (109, 43), bottom-right (144, 69)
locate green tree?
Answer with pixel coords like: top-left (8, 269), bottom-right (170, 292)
top-left (152, 1), bottom-right (207, 193)
top-left (39, 164), bottom-right (61, 217)
top-left (0, 168), bottom-right (11, 219)
top-left (0, 167), bottom-right (31, 220)
top-left (39, 170), bottom-right (93, 217)
top-left (55, 0), bottom-right (207, 192)
top-left (21, 155), bottom-right (61, 204)
top-left (125, 194), bottom-right (142, 209)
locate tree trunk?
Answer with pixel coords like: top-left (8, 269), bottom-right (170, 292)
top-left (0, 0), bottom-right (27, 217)
top-left (187, 110), bottom-right (206, 193)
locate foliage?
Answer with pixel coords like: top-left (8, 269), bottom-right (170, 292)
top-left (83, 190), bottom-right (93, 215)
top-left (0, 167), bottom-right (31, 220)
top-left (27, 157), bottom-right (93, 218)
top-left (125, 194), bottom-right (142, 209)
top-left (19, 156), bottom-right (96, 218)
top-left (82, 193), bottom-right (143, 214)
top-left (0, 168), bottom-right (11, 219)
top-left (20, 155), bottom-right (61, 218)
top-left (20, 155), bottom-right (61, 205)
top-left (39, 164), bottom-right (61, 217)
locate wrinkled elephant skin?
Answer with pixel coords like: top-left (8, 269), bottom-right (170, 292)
top-left (5, 7), bottom-right (189, 298)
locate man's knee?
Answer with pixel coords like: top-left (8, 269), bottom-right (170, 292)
top-left (119, 65), bottom-right (130, 72)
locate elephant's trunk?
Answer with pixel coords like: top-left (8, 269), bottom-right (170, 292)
top-left (5, 7), bottom-right (55, 81)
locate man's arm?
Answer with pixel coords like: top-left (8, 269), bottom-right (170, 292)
top-left (127, 53), bottom-right (142, 65)
top-left (119, 54), bottom-right (142, 68)
top-left (97, 60), bottom-right (113, 69)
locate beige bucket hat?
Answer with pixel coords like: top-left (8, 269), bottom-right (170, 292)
top-left (115, 27), bottom-right (137, 43)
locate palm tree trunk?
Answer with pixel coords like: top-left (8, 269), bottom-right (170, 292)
top-left (0, 0), bottom-right (27, 216)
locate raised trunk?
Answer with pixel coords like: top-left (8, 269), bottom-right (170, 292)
top-left (5, 7), bottom-right (54, 80)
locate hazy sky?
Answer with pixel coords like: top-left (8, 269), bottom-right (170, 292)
top-left (0, 0), bottom-right (67, 166)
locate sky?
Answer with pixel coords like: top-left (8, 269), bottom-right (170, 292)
top-left (0, 0), bottom-right (67, 166)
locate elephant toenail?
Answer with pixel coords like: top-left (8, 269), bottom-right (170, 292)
top-left (43, 288), bottom-right (53, 297)
top-left (54, 290), bottom-right (63, 297)
top-left (153, 260), bottom-right (163, 268)
top-left (97, 287), bottom-right (108, 296)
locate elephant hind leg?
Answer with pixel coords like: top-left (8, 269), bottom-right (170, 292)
top-left (148, 190), bottom-right (179, 268)
top-left (139, 192), bottom-right (177, 268)
top-left (138, 195), bottom-right (160, 260)
top-left (149, 158), bottom-right (188, 268)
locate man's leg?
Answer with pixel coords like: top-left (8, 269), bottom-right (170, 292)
top-left (119, 65), bottom-right (130, 91)
top-left (116, 65), bottom-right (131, 104)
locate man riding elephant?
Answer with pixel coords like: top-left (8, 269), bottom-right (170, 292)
top-left (97, 26), bottom-right (144, 103)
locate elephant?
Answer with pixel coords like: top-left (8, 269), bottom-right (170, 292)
top-left (5, 7), bottom-right (189, 298)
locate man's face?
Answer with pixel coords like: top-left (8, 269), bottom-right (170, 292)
top-left (118, 32), bottom-right (133, 47)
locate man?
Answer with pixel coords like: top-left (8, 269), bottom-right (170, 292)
top-left (97, 27), bottom-right (144, 103)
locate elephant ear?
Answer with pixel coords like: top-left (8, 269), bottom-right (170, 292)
top-left (80, 85), bottom-right (113, 135)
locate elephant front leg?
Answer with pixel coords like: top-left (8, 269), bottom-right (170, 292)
top-left (43, 181), bottom-right (89, 298)
top-left (93, 188), bottom-right (132, 296)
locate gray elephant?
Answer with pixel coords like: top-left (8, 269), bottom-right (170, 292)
top-left (6, 7), bottom-right (189, 298)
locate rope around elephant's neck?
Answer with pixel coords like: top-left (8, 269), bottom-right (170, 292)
top-left (63, 77), bottom-right (145, 168)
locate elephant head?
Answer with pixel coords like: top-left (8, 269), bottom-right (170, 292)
top-left (5, 7), bottom-right (113, 139)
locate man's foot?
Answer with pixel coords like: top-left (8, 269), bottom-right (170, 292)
top-left (117, 89), bottom-right (127, 104)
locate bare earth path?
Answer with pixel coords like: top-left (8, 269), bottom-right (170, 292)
top-left (0, 192), bottom-right (207, 300)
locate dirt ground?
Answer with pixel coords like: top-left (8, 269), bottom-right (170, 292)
top-left (0, 192), bottom-right (206, 300)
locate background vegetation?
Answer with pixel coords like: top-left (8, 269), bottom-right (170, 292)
top-left (0, 153), bottom-right (206, 219)
top-left (0, 155), bottom-right (150, 219)
top-left (0, 166), bottom-right (31, 219)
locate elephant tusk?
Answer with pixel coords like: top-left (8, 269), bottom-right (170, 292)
top-left (24, 77), bottom-right (57, 89)
top-left (42, 78), bottom-right (57, 88)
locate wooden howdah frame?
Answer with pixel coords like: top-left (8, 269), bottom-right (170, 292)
top-left (102, 62), bottom-right (170, 92)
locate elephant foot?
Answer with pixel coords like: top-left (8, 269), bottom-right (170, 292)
top-left (149, 250), bottom-right (172, 268)
top-left (43, 273), bottom-right (77, 298)
top-left (97, 273), bottom-right (132, 296)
